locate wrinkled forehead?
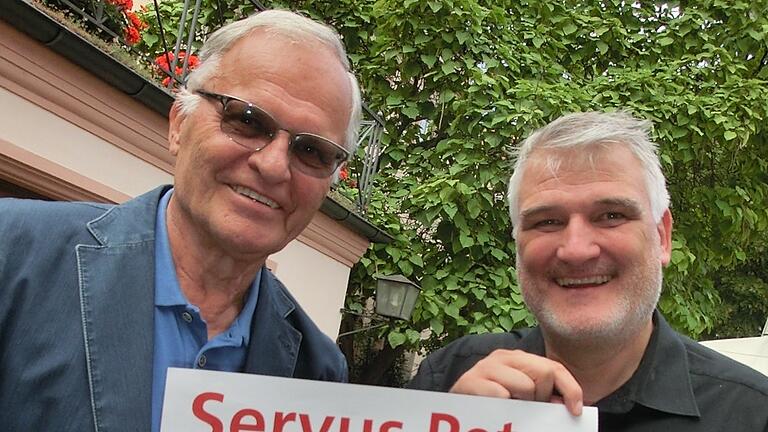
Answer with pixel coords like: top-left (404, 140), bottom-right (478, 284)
top-left (525, 145), bottom-right (618, 179)
top-left (519, 144), bottom-right (651, 204)
top-left (216, 30), bottom-right (352, 100)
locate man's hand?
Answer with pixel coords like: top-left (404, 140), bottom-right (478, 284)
top-left (449, 349), bottom-right (584, 416)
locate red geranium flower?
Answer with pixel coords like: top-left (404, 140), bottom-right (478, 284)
top-left (154, 53), bottom-right (171, 73)
top-left (154, 51), bottom-right (201, 86)
top-left (124, 26), bottom-right (140, 45)
top-left (107, 0), bottom-right (133, 10)
top-left (155, 51), bottom-right (199, 73)
top-left (186, 54), bottom-right (200, 68)
top-left (126, 11), bottom-right (147, 30)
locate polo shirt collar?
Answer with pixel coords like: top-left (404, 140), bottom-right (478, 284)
top-left (516, 311), bottom-right (700, 418)
top-left (227, 272), bottom-right (260, 346)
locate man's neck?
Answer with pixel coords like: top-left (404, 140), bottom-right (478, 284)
top-left (165, 197), bottom-right (265, 339)
top-left (543, 320), bottom-right (654, 405)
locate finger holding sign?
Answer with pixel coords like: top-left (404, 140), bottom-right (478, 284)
top-left (450, 356), bottom-right (536, 400)
top-left (448, 349), bottom-right (583, 416)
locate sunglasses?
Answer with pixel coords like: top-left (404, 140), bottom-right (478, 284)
top-left (195, 90), bottom-right (350, 178)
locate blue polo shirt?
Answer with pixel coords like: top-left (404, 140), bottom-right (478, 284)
top-left (150, 189), bottom-right (261, 432)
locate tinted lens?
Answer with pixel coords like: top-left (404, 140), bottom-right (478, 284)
top-left (291, 134), bottom-right (347, 176)
top-left (198, 91), bottom-right (349, 178)
top-left (220, 99), bottom-right (276, 149)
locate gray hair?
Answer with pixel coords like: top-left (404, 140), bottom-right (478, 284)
top-left (507, 111), bottom-right (669, 238)
top-left (175, 9), bottom-right (362, 159)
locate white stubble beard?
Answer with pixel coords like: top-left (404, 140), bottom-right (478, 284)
top-left (516, 248), bottom-right (662, 346)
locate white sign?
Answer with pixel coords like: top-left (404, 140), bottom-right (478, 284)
top-left (161, 368), bottom-right (597, 432)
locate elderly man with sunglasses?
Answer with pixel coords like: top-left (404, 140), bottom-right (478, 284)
top-left (0, 10), bottom-right (359, 432)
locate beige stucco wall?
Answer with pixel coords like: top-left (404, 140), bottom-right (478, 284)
top-left (271, 240), bottom-right (350, 339)
top-left (0, 88), bottom-right (173, 196)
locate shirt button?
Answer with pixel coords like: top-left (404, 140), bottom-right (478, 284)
top-left (181, 311), bottom-right (193, 323)
top-left (197, 355), bottom-right (207, 368)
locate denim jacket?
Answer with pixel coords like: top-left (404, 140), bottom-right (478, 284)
top-left (0, 185), bottom-right (347, 431)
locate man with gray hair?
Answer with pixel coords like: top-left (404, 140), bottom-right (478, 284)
top-left (0, 10), bottom-right (359, 431)
top-left (408, 112), bottom-right (768, 430)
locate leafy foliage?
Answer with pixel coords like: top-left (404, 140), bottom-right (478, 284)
top-left (137, 0), bottom-right (768, 380)
top-left (321, 0), bottom-right (768, 348)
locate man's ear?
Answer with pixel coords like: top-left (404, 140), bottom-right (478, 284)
top-left (658, 208), bottom-right (673, 266)
top-left (168, 102), bottom-right (185, 156)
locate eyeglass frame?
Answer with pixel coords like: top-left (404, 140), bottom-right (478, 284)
top-left (194, 89), bottom-right (351, 178)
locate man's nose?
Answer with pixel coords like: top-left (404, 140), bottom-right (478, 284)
top-left (247, 130), bottom-right (292, 183)
top-left (556, 217), bottom-right (600, 263)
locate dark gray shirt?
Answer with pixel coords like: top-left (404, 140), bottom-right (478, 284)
top-left (408, 312), bottom-right (768, 431)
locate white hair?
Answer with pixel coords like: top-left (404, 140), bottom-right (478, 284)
top-left (507, 111), bottom-right (669, 238)
top-left (175, 9), bottom-right (362, 158)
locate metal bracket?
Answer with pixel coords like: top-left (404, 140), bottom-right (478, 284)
top-left (337, 308), bottom-right (390, 338)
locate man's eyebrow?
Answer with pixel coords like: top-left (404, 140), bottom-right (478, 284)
top-left (519, 205), bottom-right (560, 220)
top-left (595, 197), bottom-right (643, 213)
top-left (519, 198), bottom-right (644, 220)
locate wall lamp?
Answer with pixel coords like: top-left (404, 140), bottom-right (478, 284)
top-left (338, 274), bottom-right (421, 338)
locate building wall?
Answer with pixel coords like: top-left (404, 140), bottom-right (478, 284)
top-left (271, 241), bottom-right (351, 339)
top-left (0, 19), bottom-right (367, 339)
top-left (0, 88), bottom-right (173, 197)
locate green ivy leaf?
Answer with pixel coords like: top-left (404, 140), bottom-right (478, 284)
top-left (459, 233), bottom-right (475, 248)
top-left (386, 94), bottom-right (403, 105)
top-left (421, 54), bottom-right (437, 67)
top-left (430, 317), bottom-right (444, 334)
top-left (441, 61), bottom-right (457, 75)
top-left (388, 331), bottom-right (407, 348)
top-left (499, 315), bottom-right (514, 331)
top-left (445, 304), bottom-right (460, 319)
top-left (402, 106), bottom-right (419, 119)
top-left (409, 254), bottom-right (425, 267)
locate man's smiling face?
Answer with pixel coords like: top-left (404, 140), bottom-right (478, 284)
top-left (515, 145), bottom-right (672, 343)
top-left (167, 30), bottom-right (352, 259)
